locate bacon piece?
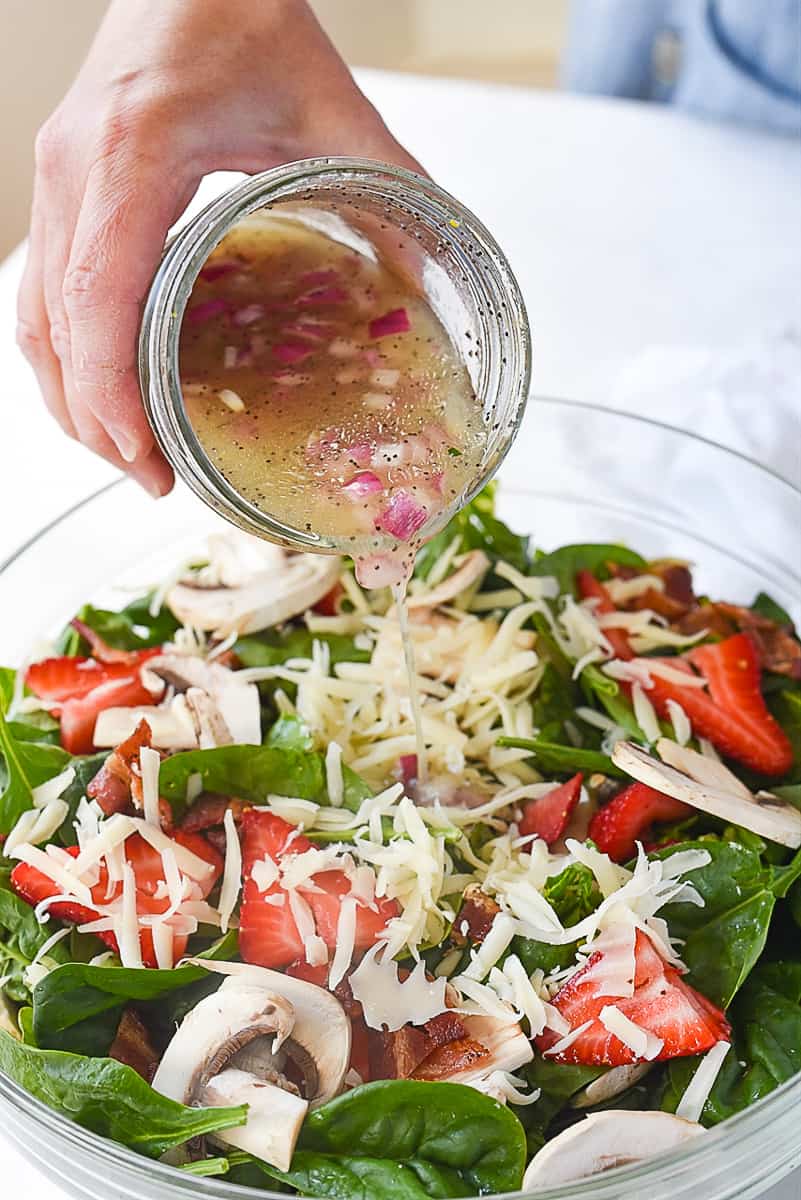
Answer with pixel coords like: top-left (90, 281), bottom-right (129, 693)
top-left (180, 794), bottom-right (245, 834)
top-left (677, 602), bottom-right (801, 680)
top-left (87, 719), bottom-right (153, 815)
top-left (452, 884), bottom-right (501, 946)
top-left (412, 1037), bottom-right (491, 1081)
top-left (109, 1009), bottom-right (160, 1082)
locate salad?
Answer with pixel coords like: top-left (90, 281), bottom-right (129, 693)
top-left (0, 483), bottom-right (799, 1197)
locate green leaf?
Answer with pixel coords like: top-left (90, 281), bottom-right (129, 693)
top-left (54, 753), bottom-right (106, 844)
top-left (0, 1030), bottom-right (245, 1156)
top-left (266, 715), bottom-right (315, 751)
top-left (235, 628), bottom-right (370, 670)
top-left (414, 483), bottom-right (529, 579)
top-left (530, 664), bottom-right (579, 743)
top-left (56, 597), bottom-right (180, 654)
top-left (529, 544), bottom-right (646, 596)
top-left (0, 870), bottom-right (71, 1004)
top-left (663, 961), bottom-right (801, 1125)
top-left (0, 689), bottom-right (70, 835)
top-left (31, 932), bottom-right (237, 1053)
top-left (658, 840), bottom-right (775, 1007)
top-left (514, 864), bottom-right (599, 978)
top-left (769, 690), bottom-right (801, 784)
top-left (265, 1151), bottom-right (465, 1199)
top-left (750, 592), bottom-right (795, 630)
top-left (159, 745), bottom-right (325, 812)
top-left (496, 736), bottom-right (625, 778)
top-left (292, 1080), bottom-right (527, 1196)
top-left (580, 665), bottom-right (646, 741)
top-left (515, 1059), bottom-right (604, 1154)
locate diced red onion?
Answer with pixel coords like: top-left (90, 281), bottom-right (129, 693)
top-left (199, 259), bottom-right (240, 283)
top-left (430, 471), bottom-right (444, 496)
top-left (273, 340), bottom-right (314, 365)
top-left (297, 285), bottom-right (348, 306)
top-left (362, 348), bottom-right (382, 368)
top-left (354, 552), bottom-right (409, 589)
top-left (186, 298), bottom-right (228, 325)
top-left (374, 490), bottom-right (429, 540)
top-left (398, 754), bottom-right (418, 787)
top-left (329, 338), bottom-right (359, 359)
top-left (368, 308), bottom-right (411, 339)
top-left (232, 303), bottom-right (265, 327)
top-left (282, 321), bottom-right (332, 342)
top-left (342, 471), bottom-right (384, 500)
top-left (235, 346), bottom-right (255, 367)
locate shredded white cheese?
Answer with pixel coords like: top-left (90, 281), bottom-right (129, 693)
top-left (675, 1041), bottom-right (731, 1121)
top-left (599, 1004), bottom-right (664, 1060)
top-left (325, 741), bottom-right (344, 807)
top-left (349, 943), bottom-right (449, 1030)
top-left (139, 746), bottom-right (162, 829)
top-left (218, 808), bottom-right (242, 935)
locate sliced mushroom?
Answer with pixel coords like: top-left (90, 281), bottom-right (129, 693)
top-left (611, 739), bottom-right (801, 848)
top-left (571, 1063), bottom-right (652, 1108)
top-left (166, 546), bottom-right (342, 638)
top-left (203, 1068), bottom-right (308, 1172)
top-left (184, 687), bottom-right (234, 749)
top-left (186, 959), bottom-right (351, 1106)
top-left (93, 694), bottom-right (199, 750)
top-left (522, 1110), bottom-right (704, 1188)
top-left (407, 550), bottom-right (491, 610)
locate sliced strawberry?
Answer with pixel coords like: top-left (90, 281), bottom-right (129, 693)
top-left (588, 782), bottom-right (691, 863)
top-left (536, 930), bottom-right (730, 1065)
top-left (313, 582), bottom-right (345, 616)
top-left (576, 570), bottom-right (633, 660)
top-left (58, 676), bottom-right (163, 755)
top-left (519, 773), bottom-right (583, 845)
top-left (26, 647), bottom-right (159, 702)
top-left (11, 846), bottom-right (99, 926)
top-left (648, 633), bottom-right (793, 776)
top-left (239, 811), bottom-right (398, 970)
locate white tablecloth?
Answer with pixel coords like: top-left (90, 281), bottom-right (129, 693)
top-left (0, 68), bottom-right (799, 1198)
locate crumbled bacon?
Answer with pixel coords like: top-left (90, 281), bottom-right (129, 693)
top-left (367, 1009), bottom-right (470, 1080)
top-left (452, 884), bottom-right (501, 946)
top-left (676, 602), bottom-right (801, 680)
top-left (108, 1009), bottom-right (159, 1082)
top-left (180, 793), bottom-right (245, 834)
top-left (86, 719), bottom-right (173, 831)
top-left (412, 1037), bottom-right (491, 1081)
top-left (609, 562), bottom-right (697, 620)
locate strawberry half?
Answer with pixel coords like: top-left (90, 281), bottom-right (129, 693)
top-left (239, 810), bottom-right (398, 970)
top-left (536, 930), bottom-right (730, 1065)
top-left (588, 782), bottom-right (691, 863)
top-left (26, 647), bottom-right (160, 702)
top-left (519, 773), bottom-right (583, 845)
top-left (58, 676), bottom-right (162, 755)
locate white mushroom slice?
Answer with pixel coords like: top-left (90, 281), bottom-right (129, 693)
top-left (655, 738), bottom-right (754, 802)
top-left (184, 687), bottom-right (234, 749)
top-left (167, 550), bottom-right (342, 638)
top-left (186, 959), bottom-right (351, 1105)
top-left (204, 1068), bottom-right (308, 1172)
top-left (571, 1063), bottom-right (652, 1109)
top-left (151, 983), bottom-right (296, 1105)
top-left (93, 695), bottom-right (198, 750)
top-left (611, 740), bottom-right (801, 848)
top-left (407, 551), bottom-right (491, 610)
top-left (522, 1110), bottom-right (704, 1188)
top-left (143, 655), bottom-right (261, 746)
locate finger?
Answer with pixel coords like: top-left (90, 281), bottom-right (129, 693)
top-left (62, 150), bottom-right (200, 467)
top-left (16, 184), bottom-right (77, 440)
top-left (129, 443), bottom-right (175, 499)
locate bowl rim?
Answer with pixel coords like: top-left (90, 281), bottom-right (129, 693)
top-left (0, 395), bottom-right (799, 1198)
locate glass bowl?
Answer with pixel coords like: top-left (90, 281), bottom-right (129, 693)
top-left (0, 399), bottom-right (799, 1200)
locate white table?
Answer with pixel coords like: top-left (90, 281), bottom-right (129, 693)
top-left (0, 69), bottom-right (798, 1198)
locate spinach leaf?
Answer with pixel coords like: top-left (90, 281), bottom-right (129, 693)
top-left (57, 597), bottom-right (179, 655)
top-left (0, 870), bottom-right (71, 1004)
top-left (415, 483), bottom-right (529, 579)
top-left (751, 592), bottom-right (795, 630)
top-left (496, 736), bottom-right (624, 779)
top-left (769, 691), bottom-right (801, 784)
top-left (513, 864), bottom-right (598, 978)
top-left (235, 628), bottom-right (369, 670)
top-left (580, 665), bottom-right (646, 741)
top-left (515, 1059), bottom-right (604, 1154)
top-left (159, 745), bottom-right (325, 811)
top-left (0, 687), bottom-right (70, 835)
top-left (658, 840), bottom-right (775, 1007)
top-left (280, 1079), bottom-right (526, 1197)
top-left (55, 753), bottom-right (106, 844)
top-left (31, 932), bottom-right (237, 1053)
top-left (529, 544), bottom-right (646, 596)
top-left (663, 961), bottom-right (801, 1125)
top-left (0, 1030), bottom-right (245, 1155)
top-left (7, 712), bottom-right (61, 746)
top-left (266, 715), bottom-right (315, 751)
top-left (530, 664), bottom-right (579, 743)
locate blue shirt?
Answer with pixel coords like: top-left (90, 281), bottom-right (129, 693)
top-left (562, 0), bottom-right (801, 136)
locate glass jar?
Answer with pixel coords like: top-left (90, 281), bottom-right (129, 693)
top-left (139, 157), bottom-right (532, 553)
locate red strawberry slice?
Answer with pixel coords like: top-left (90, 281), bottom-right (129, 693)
top-left (26, 646), bottom-right (160, 702)
top-left (576, 570), bottom-right (633, 661)
top-left (11, 832), bottom-right (222, 968)
top-left (519, 773), bottom-right (583, 845)
top-left (58, 676), bottom-right (163, 755)
top-left (588, 782), bottom-right (691, 863)
top-left (239, 811), bottom-right (398, 970)
top-left (647, 633), bottom-right (793, 776)
top-left (536, 930), bottom-right (730, 1065)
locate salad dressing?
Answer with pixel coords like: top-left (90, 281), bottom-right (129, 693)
top-left (180, 212), bottom-right (490, 787)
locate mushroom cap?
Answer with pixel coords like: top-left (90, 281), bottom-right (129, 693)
top-left (188, 959), bottom-right (351, 1106)
top-left (205, 1067), bottom-right (308, 1173)
top-left (611, 739), bottom-right (801, 848)
top-left (523, 1110), bottom-right (704, 1188)
top-left (151, 983), bottom-right (295, 1105)
top-left (166, 550), bottom-right (342, 639)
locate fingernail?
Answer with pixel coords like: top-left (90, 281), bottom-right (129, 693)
top-left (108, 425), bottom-right (139, 463)
top-left (139, 475), bottom-right (167, 500)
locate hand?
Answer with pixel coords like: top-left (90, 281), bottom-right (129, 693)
top-left (17, 0), bottom-right (420, 497)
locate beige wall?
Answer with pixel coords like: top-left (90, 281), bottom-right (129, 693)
top-left (0, 0), bottom-right (567, 259)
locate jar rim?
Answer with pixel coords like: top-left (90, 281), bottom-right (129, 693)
top-left (139, 156), bottom-right (532, 551)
